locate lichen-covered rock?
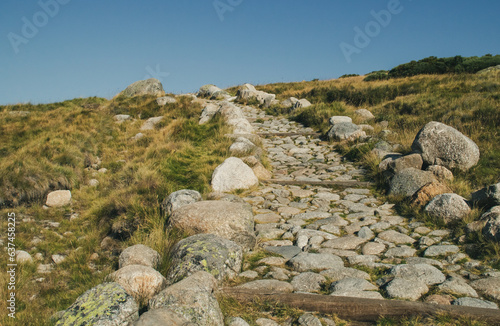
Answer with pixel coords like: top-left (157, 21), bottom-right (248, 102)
top-left (386, 153), bottom-right (423, 174)
top-left (168, 200), bottom-right (256, 251)
top-left (327, 122), bottom-right (365, 141)
top-left (166, 234), bottom-right (243, 285)
top-left (160, 189), bottom-right (202, 217)
top-left (121, 78), bottom-right (164, 98)
top-left (108, 265), bottom-right (167, 304)
top-left (411, 121), bottom-right (480, 171)
top-left (55, 282), bottom-right (139, 326)
top-left (149, 271), bottom-right (224, 326)
top-left (424, 193), bottom-right (471, 223)
top-left (385, 278), bottom-right (428, 301)
top-left (471, 183), bottom-right (500, 209)
top-left (389, 168), bottom-right (437, 197)
top-left (119, 244), bottom-right (161, 269)
top-left (229, 138), bottom-right (256, 156)
top-left (481, 206), bottom-right (500, 242)
top-left (426, 165), bottom-right (454, 182)
top-left (211, 157), bottom-right (259, 193)
top-left (389, 263), bottom-right (445, 285)
top-left (46, 190), bottom-right (71, 207)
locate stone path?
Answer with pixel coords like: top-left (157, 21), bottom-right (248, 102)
top-left (229, 104), bottom-right (500, 310)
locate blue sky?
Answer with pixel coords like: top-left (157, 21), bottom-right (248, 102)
top-left (1, 0), bottom-right (499, 105)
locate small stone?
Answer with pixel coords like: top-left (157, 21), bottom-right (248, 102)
top-left (385, 278), bottom-right (428, 300)
top-left (291, 272), bottom-right (326, 293)
top-left (424, 245), bottom-right (459, 257)
top-left (453, 297), bottom-right (498, 309)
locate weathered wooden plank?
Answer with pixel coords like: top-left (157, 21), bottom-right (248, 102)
top-left (220, 288), bottom-right (500, 324)
top-left (262, 179), bottom-right (373, 188)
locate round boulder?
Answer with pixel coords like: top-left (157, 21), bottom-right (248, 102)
top-left (327, 122), bottom-right (366, 141)
top-left (481, 206), bottom-right (500, 242)
top-left (211, 157), bottom-right (259, 193)
top-left (108, 265), bottom-right (167, 304)
top-left (121, 78), bottom-right (164, 97)
top-left (119, 244), bottom-right (161, 269)
top-left (168, 200), bottom-right (256, 251)
top-left (424, 193), bottom-right (471, 223)
top-left (166, 234), bottom-right (243, 285)
top-left (161, 189), bottom-right (202, 217)
top-left (411, 121), bottom-right (480, 171)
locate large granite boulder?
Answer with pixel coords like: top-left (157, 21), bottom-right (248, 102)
top-left (55, 283), bottom-right (139, 326)
top-left (168, 200), bottom-right (255, 250)
top-left (199, 103), bottom-right (220, 125)
top-left (149, 272), bottom-right (224, 326)
top-left (411, 121), bottom-right (480, 171)
top-left (121, 78), bottom-right (164, 98)
top-left (211, 157), bottom-right (259, 192)
top-left (166, 234), bottom-right (243, 285)
top-left (160, 189), bottom-right (202, 217)
top-left (236, 84), bottom-right (276, 108)
top-left (481, 206), bottom-right (500, 242)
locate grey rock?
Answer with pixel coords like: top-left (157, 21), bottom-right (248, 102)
top-left (427, 165), bottom-right (454, 182)
top-left (119, 244), bottom-right (161, 269)
top-left (114, 114), bottom-right (131, 122)
top-left (227, 317), bottom-right (250, 326)
top-left (288, 252), bottom-right (344, 272)
top-left (354, 109), bottom-right (375, 121)
top-left (255, 318), bottom-right (280, 326)
top-left (197, 84), bottom-right (230, 99)
top-left (298, 313), bottom-right (322, 326)
top-left (387, 154), bottom-right (423, 174)
top-left (424, 193), bottom-right (471, 223)
top-left (134, 308), bottom-right (194, 326)
top-left (452, 297), bottom-right (498, 309)
top-left (320, 267), bottom-right (371, 281)
top-left (330, 277), bottom-right (377, 293)
top-left (389, 264), bottom-right (445, 285)
top-left (156, 96), bottom-right (176, 106)
top-left (472, 183), bottom-right (500, 209)
top-left (385, 246), bottom-right (417, 258)
top-left (411, 121), bottom-right (480, 171)
top-left (161, 189), bottom-right (202, 217)
top-left (329, 116), bottom-right (352, 126)
top-left (140, 116), bottom-right (163, 131)
top-left (322, 236), bottom-right (368, 250)
top-left (385, 278), bottom-right (428, 301)
top-left (293, 99), bottom-right (312, 109)
top-left (470, 277), bottom-right (500, 300)
top-left (481, 206), bottom-right (500, 241)
top-left (438, 277), bottom-right (478, 297)
top-left (169, 200), bottom-right (255, 251)
top-left (424, 245), bottom-right (459, 257)
top-left (16, 250), bottom-right (33, 263)
top-left (166, 234), bottom-right (242, 285)
top-left (55, 283), bottom-right (139, 326)
top-left (199, 103), bottom-right (220, 124)
top-left (121, 78), bottom-right (164, 97)
top-left (149, 272), bottom-right (224, 325)
top-left (282, 97), bottom-right (299, 108)
top-left (389, 168), bottom-right (436, 197)
top-left (327, 122), bottom-right (366, 141)
top-left (291, 272), bottom-right (326, 293)
top-left (263, 245), bottom-right (301, 260)
top-left (377, 230), bottom-right (415, 244)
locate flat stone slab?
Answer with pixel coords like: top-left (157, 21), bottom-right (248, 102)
top-left (377, 230), bottom-right (415, 244)
top-left (287, 252), bottom-right (344, 272)
top-left (291, 272), bottom-right (326, 293)
top-left (452, 297), bottom-right (498, 309)
top-left (322, 236), bottom-right (368, 250)
top-left (385, 277), bottom-right (428, 301)
top-left (424, 245), bottom-right (460, 257)
top-left (263, 245), bottom-right (301, 260)
top-left (237, 280), bottom-right (293, 293)
top-left (389, 263), bottom-right (445, 285)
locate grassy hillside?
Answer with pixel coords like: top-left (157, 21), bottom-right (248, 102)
top-left (0, 95), bottom-right (232, 325)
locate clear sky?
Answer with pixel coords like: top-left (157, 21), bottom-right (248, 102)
top-left (1, 0), bottom-right (499, 105)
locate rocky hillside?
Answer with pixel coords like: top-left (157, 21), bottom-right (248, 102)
top-left (1, 71), bottom-right (500, 325)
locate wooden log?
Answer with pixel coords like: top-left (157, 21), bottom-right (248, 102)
top-left (220, 288), bottom-right (500, 324)
top-left (262, 179), bottom-right (374, 188)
